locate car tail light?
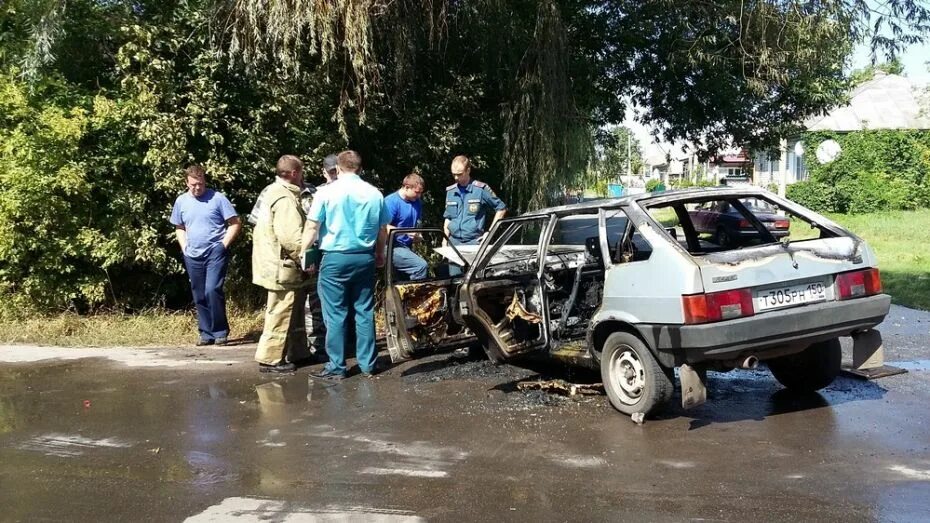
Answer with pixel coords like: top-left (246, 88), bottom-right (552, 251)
top-left (774, 219), bottom-right (790, 229)
top-left (836, 268), bottom-right (882, 300)
top-left (682, 288), bottom-right (755, 324)
top-left (737, 219), bottom-right (751, 228)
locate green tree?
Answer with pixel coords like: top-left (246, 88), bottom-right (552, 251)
top-left (597, 126), bottom-right (643, 179)
top-left (3, 0), bottom-right (930, 310)
top-left (581, 126), bottom-right (643, 196)
top-left (849, 58), bottom-right (906, 86)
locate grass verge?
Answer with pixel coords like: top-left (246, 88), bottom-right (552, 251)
top-left (829, 209), bottom-right (930, 311)
top-left (0, 307), bottom-right (264, 347)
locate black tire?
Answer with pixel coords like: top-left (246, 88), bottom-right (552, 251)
top-left (715, 226), bottom-right (732, 247)
top-left (767, 338), bottom-right (842, 392)
top-left (600, 332), bottom-right (673, 416)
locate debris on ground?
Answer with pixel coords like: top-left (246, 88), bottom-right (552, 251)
top-left (402, 358), bottom-right (535, 384)
top-left (517, 379), bottom-right (605, 397)
top-left (512, 390), bottom-right (571, 408)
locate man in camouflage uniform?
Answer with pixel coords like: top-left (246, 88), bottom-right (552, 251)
top-left (250, 155), bottom-right (313, 373)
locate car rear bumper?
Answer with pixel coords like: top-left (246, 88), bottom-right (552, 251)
top-left (638, 294), bottom-right (891, 363)
top-left (732, 228), bottom-right (789, 238)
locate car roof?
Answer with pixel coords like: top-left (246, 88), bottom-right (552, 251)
top-left (520, 187), bottom-right (773, 217)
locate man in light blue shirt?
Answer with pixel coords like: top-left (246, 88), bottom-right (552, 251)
top-left (303, 150), bottom-right (390, 380)
top-left (170, 165), bottom-right (240, 346)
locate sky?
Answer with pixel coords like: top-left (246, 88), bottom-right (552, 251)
top-left (850, 40), bottom-right (930, 85)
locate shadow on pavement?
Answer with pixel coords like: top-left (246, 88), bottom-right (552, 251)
top-left (393, 352), bottom-right (889, 425)
top-left (658, 371), bottom-right (888, 429)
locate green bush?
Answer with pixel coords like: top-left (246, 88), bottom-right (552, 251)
top-left (798, 130), bottom-right (930, 214)
top-left (671, 177), bottom-right (716, 189)
top-left (786, 181), bottom-right (837, 211)
top-left (646, 179), bottom-right (664, 192)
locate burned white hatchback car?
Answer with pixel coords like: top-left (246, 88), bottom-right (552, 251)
top-left (383, 187), bottom-right (891, 417)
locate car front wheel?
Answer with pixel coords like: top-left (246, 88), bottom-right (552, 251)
top-left (767, 338), bottom-right (842, 392)
top-left (600, 332), bottom-right (673, 417)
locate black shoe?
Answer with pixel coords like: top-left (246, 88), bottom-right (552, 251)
top-left (259, 362), bottom-right (297, 374)
top-left (214, 337), bottom-right (229, 346)
top-left (309, 368), bottom-right (346, 382)
top-left (196, 338), bottom-right (215, 347)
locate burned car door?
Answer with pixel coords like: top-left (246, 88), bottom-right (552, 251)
top-left (541, 212), bottom-right (613, 348)
top-left (382, 228), bottom-right (477, 363)
top-left (459, 216), bottom-right (553, 361)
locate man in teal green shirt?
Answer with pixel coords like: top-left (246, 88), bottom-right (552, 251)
top-left (303, 150), bottom-right (390, 380)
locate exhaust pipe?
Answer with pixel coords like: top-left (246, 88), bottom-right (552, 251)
top-left (739, 355), bottom-right (759, 369)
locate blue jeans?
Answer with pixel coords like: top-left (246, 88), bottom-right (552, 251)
top-left (448, 237), bottom-right (479, 277)
top-left (318, 251), bottom-right (377, 374)
top-left (392, 245), bottom-right (428, 280)
top-left (183, 243), bottom-right (230, 340)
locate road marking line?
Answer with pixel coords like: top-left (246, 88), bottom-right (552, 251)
top-left (185, 497), bottom-right (423, 522)
top-left (889, 465), bottom-right (930, 481)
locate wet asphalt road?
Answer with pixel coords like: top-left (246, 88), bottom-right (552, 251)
top-left (1, 305), bottom-right (929, 522)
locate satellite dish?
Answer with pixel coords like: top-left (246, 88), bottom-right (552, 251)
top-left (815, 139), bottom-right (842, 164)
top-left (793, 141), bottom-right (805, 157)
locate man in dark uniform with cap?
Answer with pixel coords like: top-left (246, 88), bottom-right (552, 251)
top-left (442, 155), bottom-right (506, 358)
top-left (443, 155), bottom-right (507, 276)
top-left (321, 154), bottom-right (338, 184)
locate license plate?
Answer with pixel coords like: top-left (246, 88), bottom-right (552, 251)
top-left (754, 281), bottom-right (827, 312)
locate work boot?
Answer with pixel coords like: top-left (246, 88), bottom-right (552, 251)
top-left (309, 367), bottom-right (346, 382)
top-left (259, 362), bottom-right (297, 374)
top-left (360, 361), bottom-right (383, 378)
top-left (196, 338), bottom-right (215, 347)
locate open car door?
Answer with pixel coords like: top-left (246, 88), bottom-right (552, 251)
top-left (458, 216), bottom-right (553, 362)
top-left (382, 228), bottom-right (477, 363)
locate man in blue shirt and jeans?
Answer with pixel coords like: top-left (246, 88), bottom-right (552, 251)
top-left (385, 173), bottom-right (428, 280)
top-left (303, 150), bottom-right (390, 380)
top-left (170, 165), bottom-right (241, 346)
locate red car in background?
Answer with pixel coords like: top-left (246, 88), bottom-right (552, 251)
top-left (689, 198), bottom-right (790, 247)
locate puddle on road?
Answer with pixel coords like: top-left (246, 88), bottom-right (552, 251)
top-left (2, 352), bottom-right (930, 521)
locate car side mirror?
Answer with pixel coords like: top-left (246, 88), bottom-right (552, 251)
top-left (585, 236), bottom-right (603, 263)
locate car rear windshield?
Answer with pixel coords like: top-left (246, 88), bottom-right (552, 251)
top-left (642, 193), bottom-right (840, 255)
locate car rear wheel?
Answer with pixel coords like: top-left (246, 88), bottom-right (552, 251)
top-left (767, 338), bottom-right (842, 392)
top-left (601, 332), bottom-right (673, 416)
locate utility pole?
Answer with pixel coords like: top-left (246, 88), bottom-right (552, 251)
top-left (626, 132), bottom-right (631, 181)
top-left (778, 138), bottom-right (788, 197)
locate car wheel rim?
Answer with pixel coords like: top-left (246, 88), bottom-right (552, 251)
top-left (609, 347), bottom-right (645, 405)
